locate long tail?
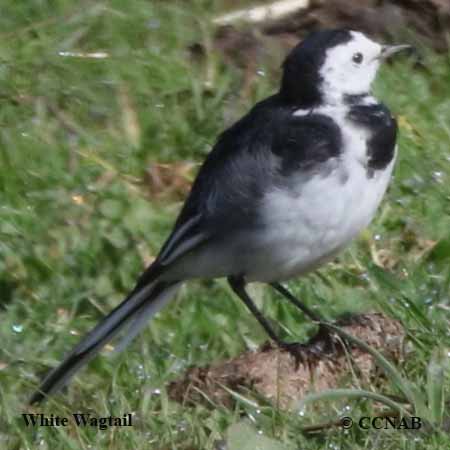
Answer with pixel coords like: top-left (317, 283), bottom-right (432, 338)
top-left (29, 279), bottom-right (181, 404)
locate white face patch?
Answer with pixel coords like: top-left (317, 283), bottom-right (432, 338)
top-left (319, 31), bottom-right (382, 104)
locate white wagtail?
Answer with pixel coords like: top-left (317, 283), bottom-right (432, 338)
top-left (30, 29), bottom-right (412, 403)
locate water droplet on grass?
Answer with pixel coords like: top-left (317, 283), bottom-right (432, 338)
top-left (12, 324), bottom-right (23, 333)
top-left (177, 419), bottom-right (188, 432)
top-left (359, 272), bottom-right (370, 282)
top-left (432, 171), bottom-right (444, 183)
top-left (213, 440), bottom-right (227, 450)
top-left (147, 19), bottom-right (161, 29)
top-left (135, 363), bottom-right (146, 380)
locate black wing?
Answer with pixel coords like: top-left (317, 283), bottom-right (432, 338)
top-left (271, 111), bottom-right (343, 176)
top-left (148, 96), bottom-right (283, 275)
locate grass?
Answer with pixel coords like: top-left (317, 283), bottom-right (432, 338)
top-left (1, 0), bottom-right (450, 448)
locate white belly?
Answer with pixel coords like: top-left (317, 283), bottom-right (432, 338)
top-left (244, 154), bottom-right (395, 282)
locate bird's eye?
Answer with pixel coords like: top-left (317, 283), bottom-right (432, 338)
top-left (352, 52), bottom-right (363, 64)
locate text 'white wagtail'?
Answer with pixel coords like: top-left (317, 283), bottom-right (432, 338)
top-left (30, 29), bottom-right (412, 403)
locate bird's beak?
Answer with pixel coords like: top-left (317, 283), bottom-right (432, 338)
top-left (378, 44), bottom-right (414, 60)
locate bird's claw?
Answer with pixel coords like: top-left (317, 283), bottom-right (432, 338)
top-left (278, 341), bottom-right (321, 369)
top-left (278, 323), bottom-right (350, 369)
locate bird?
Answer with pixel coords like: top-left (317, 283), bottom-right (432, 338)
top-left (30, 29), bottom-right (412, 404)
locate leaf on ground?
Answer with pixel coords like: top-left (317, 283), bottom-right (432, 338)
top-left (144, 161), bottom-right (197, 200)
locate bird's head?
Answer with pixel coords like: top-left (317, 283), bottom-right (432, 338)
top-left (280, 29), bottom-right (411, 107)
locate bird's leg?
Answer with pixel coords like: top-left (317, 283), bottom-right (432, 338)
top-left (228, 276), bottom-right (306, 366)
top-left (269, 282), bottom-right (322, 323)
top-left (269, 282), bottom-right (342, 354)
top-left (228, 276), bottom-right (285, 346)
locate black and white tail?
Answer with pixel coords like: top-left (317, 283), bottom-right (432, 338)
top-left (29, 279), bottom-right (180, 404)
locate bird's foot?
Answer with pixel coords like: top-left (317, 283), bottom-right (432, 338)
top-left (276, 323), bottom-right (351, 369)
top-left (280, 324), bottom-right (350, 367)
top-left (278, 341), bottom-right (323, 370)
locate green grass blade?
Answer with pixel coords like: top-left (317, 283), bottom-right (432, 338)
top-left (427, 347), bottom-right (447, 426)
top-left (297, 388), bottom-right (411, 417)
